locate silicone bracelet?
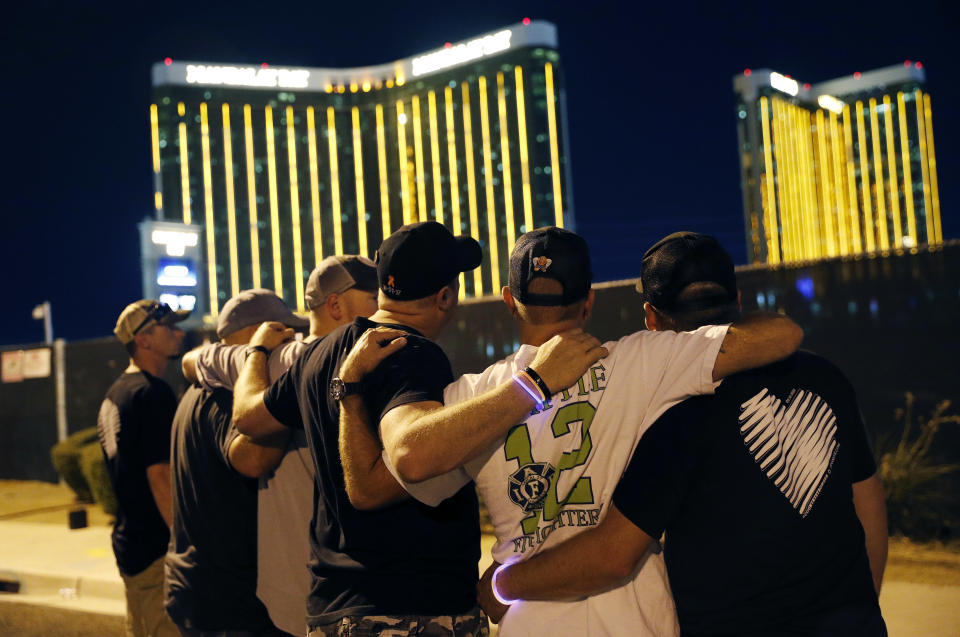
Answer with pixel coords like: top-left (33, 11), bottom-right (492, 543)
top-left (523, 366), bottom-right (553, 399)
top-left (491, 563), bottom-right (518, 606)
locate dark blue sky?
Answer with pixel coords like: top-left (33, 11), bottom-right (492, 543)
top-left (2, 0), bottom-right (956, 345)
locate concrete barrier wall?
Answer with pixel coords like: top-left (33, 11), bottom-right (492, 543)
top-left (2, 242), bottom-right (957, 481)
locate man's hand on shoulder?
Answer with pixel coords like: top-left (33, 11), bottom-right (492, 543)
top-left (250, 321), bottom-right (295, 351)
top-left (529, 328), bottom-right (609, 395)
top-left (339, 327), bottom-right (409, 383)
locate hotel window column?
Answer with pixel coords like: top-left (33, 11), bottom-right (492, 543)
top-left (461, 82), bottom-right (483, 296)
top-left (882, 96), bottom-right (903, 248)
top-left (352, 107), bottom-right (369, 257)
top-left (243, 105), bottom-right (262, 289)
top-left (922, 95), bottom-right (942, 244)
top-left (200, 103), bottom-right (219, 315)
top-left (376, 104), bottom-right (391, 241)
top-left (327, 107), bottom-right (344, 255)
top-left (868, 99), bottom-right (889, 251)
top-left (286, 107), bottom-right (305, 311)
top-left (478, 76), bottom-right (500, 292)
top-left (496, 72), bottom-right (517, 255)
top-left (896, 93), bottom-right (917, 246)
top-left (443, 87), bottom-right (465, 299)
top-left (264, 106), bottom-right (283, 296)
top-left (221, 104), bottom-right (240, 296)
top-left (544, 63), bottom-right (564, 228)
top-left (914, 90), bottom-right (934, 245)
top-left (306, 106), bottom-right (323, 267)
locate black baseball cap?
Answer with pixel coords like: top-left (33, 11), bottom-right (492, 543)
top-left (509, 227), bottom-right (592, 306)
top-left (375, 221), bottom-right (482, 300)
top-left (637, 232), bottom-right (737, 312)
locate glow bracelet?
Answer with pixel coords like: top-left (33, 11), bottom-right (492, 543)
top-left (491, 562), bottom-right (519, 606)
top-left (512, 373), bottom-right (544, 409)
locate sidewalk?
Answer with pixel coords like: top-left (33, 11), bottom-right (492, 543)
top-left (1, 481), bottom-right (958, 636)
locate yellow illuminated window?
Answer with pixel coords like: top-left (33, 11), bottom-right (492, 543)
top-left (264, 106), bottom-right (283, 296)
top-left (286, 106), bottom-right (305, 311)
top-left (327, 107), bottom-right (343, 255)
top-left (199, 103), bottom-right (218, 315)
top-left (352, 107), bottom-right (368, 257)
top-left (222, 104), bottom-right (240, 297)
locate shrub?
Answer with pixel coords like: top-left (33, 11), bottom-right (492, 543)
top-left (79, 442), bottom-right (117, 516)
top-left (877, 393), bottom-right (960, 540)
top-left (50, 428), bottom-right (100, 502)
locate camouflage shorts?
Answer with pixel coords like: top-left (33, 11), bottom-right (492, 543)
top-left (308, 608), bottom-right (489, 637)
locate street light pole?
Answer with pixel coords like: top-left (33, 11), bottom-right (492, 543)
top-left (32, 301), bottom-right (53, 345)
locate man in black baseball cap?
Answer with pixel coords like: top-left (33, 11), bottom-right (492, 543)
top-left (636, 231), bottom-right (740, 331)
top-left (340, 226), bottom-right (806, 635)
top-left (482, 231), bottom-right (887, 637)
top-left (376, 221), bottom-right (482, 301)
top-left (230, 220), bottom-right (608, 636)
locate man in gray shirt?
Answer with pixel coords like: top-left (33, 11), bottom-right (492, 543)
top-left (182, 255), bottom-right (378, 636)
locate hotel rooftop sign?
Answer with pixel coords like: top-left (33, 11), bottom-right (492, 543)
top-left (153, 20), bottom-right (557, 91)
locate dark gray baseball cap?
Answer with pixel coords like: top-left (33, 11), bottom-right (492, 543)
top-left (304, 255), bottom-right (378, 309)
top-left (216, 289), bottom-right (309, 338)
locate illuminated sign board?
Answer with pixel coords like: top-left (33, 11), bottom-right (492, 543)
top-left (412, 30), bottom-right (513, 77)
top-left (185, 64), bottom-right (310, 89)
top-left (156, 258), bottom-right (197, 287)
top-left (151, 228), bottom-right (199, 257)
top-left (769, 71), bottom-right (799, 97)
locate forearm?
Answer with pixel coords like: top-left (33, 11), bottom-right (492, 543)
top-left (229, 431), bottom-right (289, 479)
top-left (339, 395), bottom-right (407, 509)
top-left (853, 475), bottom-right (888, 593)
top-left (233, 351), bottom-right (274, 438)
top-left (713, 312), bottom-right (803, 380)
top-left (496, 516), bottom-right (645, 601)
top-left (387, 379), bottom-right (536, 483)
top-left (146, 464), bottom-right (173, 528)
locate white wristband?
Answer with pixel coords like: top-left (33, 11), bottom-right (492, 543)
top-left (491, 563), bottom-right (518, 606)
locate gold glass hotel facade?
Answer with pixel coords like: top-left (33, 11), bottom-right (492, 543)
top-left (734, 63), bottom-right (942, 265)
top-left (149, 20), bottom-right (572, 317)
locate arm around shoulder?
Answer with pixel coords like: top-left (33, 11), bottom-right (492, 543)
top-left (712, 312), bottom-right (803, 381)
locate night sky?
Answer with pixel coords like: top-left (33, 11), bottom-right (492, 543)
top-left (2, 1), bottom-right (956, 346)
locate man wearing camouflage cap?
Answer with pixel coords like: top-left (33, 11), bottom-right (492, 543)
top-left (98, 300), bottom-right (189, 637)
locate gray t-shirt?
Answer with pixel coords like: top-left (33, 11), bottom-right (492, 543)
top-left (195, 339), bottom-right (313, 635)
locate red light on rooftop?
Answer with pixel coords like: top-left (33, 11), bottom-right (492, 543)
top-left (444, 42), bottom-right (452, 48)
top-left (743, 68), bottom-right (752, 76)
top-left (164, 57), bottom-right (172, 66)
top-left (803, 83), bottom-right (811, 90)
top-left (915, 61), bottom-right (923, 69)
top-left (261, 62), bottom-right (269, 69)
top-left (904, 60), bottom-right (912, 67)
top-left (785, 74), bottom-right (791, 79)
top-left (522, 17), bottom-right (531, 25)
top-left (853, 71), bottom-right (862, 79)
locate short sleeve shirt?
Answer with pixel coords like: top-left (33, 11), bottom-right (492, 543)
top-left (97, 370), bottom-right (176, 576)
top-left (383, 324), bottom-right (729, 636)
top-left (262, 317), bottom-right (480, 628)
top-left (165, 385), bottom-right (272, 630)
top-left (613, 351), bottom-right (878, 635)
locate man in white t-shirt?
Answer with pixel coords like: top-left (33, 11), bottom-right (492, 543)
top-left (338, 227), bottom-right (804, 636)
top-left (180, 255), bottom-right (378, 637)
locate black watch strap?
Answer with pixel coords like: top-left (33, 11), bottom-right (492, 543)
top-left (330, 377), bottom-right (362, 401)
top-left (246, 345), bottom-right (270, 359)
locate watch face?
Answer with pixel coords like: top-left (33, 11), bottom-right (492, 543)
top-left (330, 377), bottom-right (345, 400)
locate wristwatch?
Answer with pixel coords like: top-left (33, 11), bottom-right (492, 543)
top-left (330, 377), bottom-right (362, 401)
top-left (245, 345), bottom-right (270, 359)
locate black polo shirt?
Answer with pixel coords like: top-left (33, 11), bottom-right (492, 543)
top-left (263, 317), bottom-right (480, 628)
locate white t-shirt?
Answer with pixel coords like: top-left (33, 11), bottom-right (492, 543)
top-left (195, 339), bottom-right (313, 637)
top-left (384, 325), bottom-right (729, 637)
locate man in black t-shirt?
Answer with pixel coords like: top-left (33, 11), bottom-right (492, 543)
top-left (485, 233), bottom-right (889, 637)
top-left (99, 299), bottom-right (189, 637)
top-left (166, 289), bottom-right (308, 636)
top-left (232, 222), bottom-right (608, 636)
